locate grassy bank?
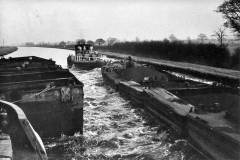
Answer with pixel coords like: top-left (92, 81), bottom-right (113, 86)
top-left (95, 41), bottom-right (239, 70)
top-left (0, 46), bottom-right (18, 56)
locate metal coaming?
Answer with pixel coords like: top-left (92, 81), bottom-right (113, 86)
top-left (0, 100), bottom-right (47, 160)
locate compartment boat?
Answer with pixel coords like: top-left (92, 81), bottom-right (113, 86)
top-left (0, 56), bottom-right (84, 138)
top-left (101, 58), bottom-right (240, 160)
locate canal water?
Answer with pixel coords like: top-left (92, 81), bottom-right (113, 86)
top-left (8, 47), bottom-right (205, 160)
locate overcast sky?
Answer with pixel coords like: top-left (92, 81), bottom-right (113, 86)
top-left (0, 0), bottom-right (226, 45)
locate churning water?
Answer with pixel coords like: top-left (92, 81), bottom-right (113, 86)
top-left (45, 68), bottom-right (205, 160)
top-left (9, 47), bottom-right (205, 160)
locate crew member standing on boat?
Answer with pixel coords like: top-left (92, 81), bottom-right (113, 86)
top-left (143, 76), bottom-right (150, 89)
top-left (126, 56), bottom-right (134, 68)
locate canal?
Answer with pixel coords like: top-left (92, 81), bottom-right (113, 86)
top-left (7, 47), bottom-right (205, 160)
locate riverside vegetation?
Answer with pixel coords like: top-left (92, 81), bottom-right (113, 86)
top-left (33, 40), bottom-right (240, 70)
top-left (95, 41), bottom-right (240, 70)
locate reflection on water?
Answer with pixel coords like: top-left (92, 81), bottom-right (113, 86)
top-left (9, 47), bottom-right (205, 160)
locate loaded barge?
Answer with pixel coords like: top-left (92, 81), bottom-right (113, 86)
top-left (101, 58), bottom-right (240, 160)
top-left (101, 51), bottom-right (240, 88)
top-left (0, 56), bottom-right (84, 137)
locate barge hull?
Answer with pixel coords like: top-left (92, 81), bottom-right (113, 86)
top-left (0, 59), bottom-right (84, 138)
top-left (101, 64), bottom-right (240, 160)
top-left (187, 117), bottom-right (240, 160)
top-left (0, 85), bottom-right (84, 137)
top-left (70, 61), bottom-right (104, 70)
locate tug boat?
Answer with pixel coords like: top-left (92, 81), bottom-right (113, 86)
top-left (67, 43), bottom-right (105, 70)
top-left (0, 100), bottom-right (47, 160)
top-left (0, 56), bottom-right (84, 138)
top-left (101, 58), bottom-right (240, 160)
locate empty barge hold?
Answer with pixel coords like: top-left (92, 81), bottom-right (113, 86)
top-left (101, 60), bottom-right (240, 160)
top-left (0, 56), bottom-right (84, 138)
top-left (67, 43), bottom-right (105, 70)
top-left (0, 100), bottom-right (47, 160)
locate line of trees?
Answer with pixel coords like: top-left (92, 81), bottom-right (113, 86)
top-left (96, 40), bottom-right (240, 69)
top-left (28, 0), bottom-right (239, 70)
top-left (95, 0), bottom-right (240, 70)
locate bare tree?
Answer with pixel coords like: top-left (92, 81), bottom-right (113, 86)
top-left (107, 37), bottom-right (118, 46)
top-left (135, 37), bottom-right (140, 42)
top-left (198, 33), bottom-right (208, 43)
top-left (217, 0), bottom-right (240, 36)
top-left (86, 40), bottom-right (94, 45)
top-left (212, 27), bottom-right (227, 46)
top-left (187, 36), bottom-right (192, 43)
top-left (95, 38), bottom-right (105, 46)
top-left (59, 41), bottom-right (66, 46)
top-left (76, 39), bottom-right (86, 45)
top-left (163, 38), bottom-right (170, 43)
top-left (169, 34), bottom-right (178, 42)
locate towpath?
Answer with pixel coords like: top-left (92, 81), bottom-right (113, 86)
top-left (101, 51), bottom-right (240, 85)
